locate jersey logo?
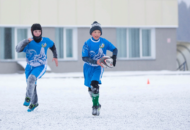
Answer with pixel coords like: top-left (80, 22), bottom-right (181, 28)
top-left (90, 48), bottom-right (105, 60)
top-left (26, 47), bottom-right (46, 67)
top-left (41, 43), bottom-right (47, 48)
top-left (99, 43), bottom-right (105, 48)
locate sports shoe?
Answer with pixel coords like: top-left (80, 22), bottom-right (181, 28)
top-left (23, 97), bottom-right (30, 106)
top-left (92, 104), bottom-right (101, 116)
top-left (27, 103), bottom-right (39, 112)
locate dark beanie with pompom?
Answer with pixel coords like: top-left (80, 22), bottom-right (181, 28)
top-left (90, 21), bottom-right (102, 35)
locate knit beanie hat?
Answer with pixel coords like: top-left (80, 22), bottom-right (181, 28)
top-left (31, 23), bottom-right (42, 43)
top-left (90, 21), bottom-right (102, 35)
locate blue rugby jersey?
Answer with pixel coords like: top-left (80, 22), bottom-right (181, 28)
top-left (82, 37), bottom-right (116, 66)
top-left (23, 37), bottom-right (54, 67)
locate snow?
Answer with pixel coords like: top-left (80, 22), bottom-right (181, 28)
top-left (0, 71), bottom-right (190, 130)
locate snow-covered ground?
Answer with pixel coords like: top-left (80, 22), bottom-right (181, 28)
top-left (0, 71), bottom-right (190, 130)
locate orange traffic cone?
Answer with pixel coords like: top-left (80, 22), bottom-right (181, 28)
top-left (147, 79), bottom-right (150, 84)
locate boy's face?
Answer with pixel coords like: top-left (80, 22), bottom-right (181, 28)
top-left (33, 30), bottom-right (41, 37)
top-left (91, 30), bottom-right (101, 40)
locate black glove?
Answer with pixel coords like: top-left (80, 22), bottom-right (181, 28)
top-left (111, 55), bottom-right (117, 67)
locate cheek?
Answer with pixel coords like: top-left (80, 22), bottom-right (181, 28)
top-left (92, 33), bottom-right (96, 37)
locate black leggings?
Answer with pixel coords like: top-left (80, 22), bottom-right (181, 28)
top-left (90, 80), bottom-right (99, 94)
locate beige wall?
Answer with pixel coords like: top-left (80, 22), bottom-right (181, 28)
top-left (0, 0), bottom-right (178, 26)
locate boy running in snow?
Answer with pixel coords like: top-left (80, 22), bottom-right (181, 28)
top-left (82, 21), bottom-right (118, 116)
top-left (16, 23), bottom-right (58, 112)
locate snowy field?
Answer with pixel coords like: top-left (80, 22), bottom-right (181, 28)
top-left (0, 71), bottom-right (190, 130)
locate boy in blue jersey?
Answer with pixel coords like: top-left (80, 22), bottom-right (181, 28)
top-left (82, 21), bottom-right (118, 116)
top-left (16, 23), bottom-right (58, 112)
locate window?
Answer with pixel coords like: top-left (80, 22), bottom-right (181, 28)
top-left (116, 28), bottom-right (127, 58)
top-left (0, 28), bottom-right (15, 60)
top-left (66, 29), bottom-right (73, 58)
top-left (128, 28), bottom-right (140, 58)
top-left (0, 27), bottom-right (31, 60)
top-left (55, 28), bottom-right (77, 60)
top-left (15, 28), bottom-right (31, 59)
top-left (142, 29), bottom-right (151, 57)
top-left (116, 28), bottom-right (155, 59)
top-left (55, 28), bottom-right (64, 58)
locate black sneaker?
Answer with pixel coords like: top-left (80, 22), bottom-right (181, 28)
top-left (92, 104), bottom-right (101, 116)
top-left (23, 97), bottom-right (30, 106)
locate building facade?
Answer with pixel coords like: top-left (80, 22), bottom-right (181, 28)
top-left (0, 0), bottom-right (178, 73)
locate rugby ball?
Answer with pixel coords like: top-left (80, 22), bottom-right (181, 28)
top-left (99, 56), bottom-right (114, 68)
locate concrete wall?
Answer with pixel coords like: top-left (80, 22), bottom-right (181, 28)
top-left (0, 62), bottom-right (23, 73)
top-left (44, 27), bottom-right (120, 73)
top-left (43, 27), bottom-right (85, 72)
top-left (47, 27), bottom-right (177, 72)
top-left (113, 28), bottom-right (177, 71)
top-left (0, 0), bottom-right (178, 26)
top-left (0, 27), bottom-right (177, 73)
top-left (0, 26), bottom-right (23, 73)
